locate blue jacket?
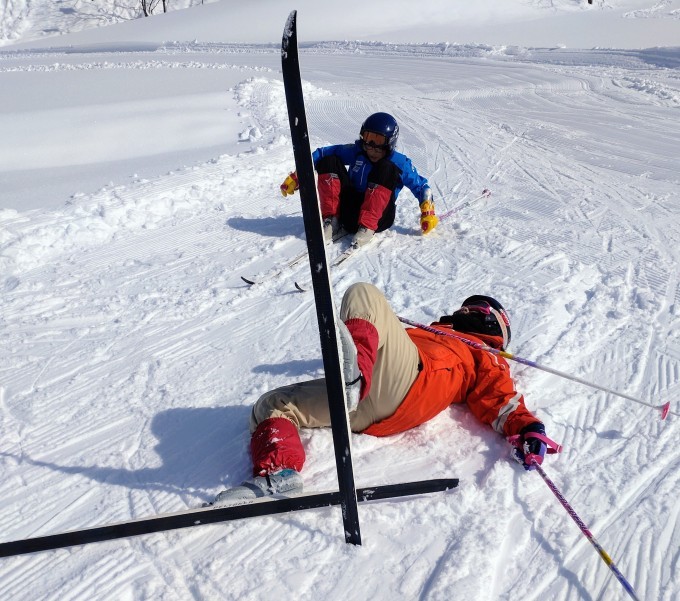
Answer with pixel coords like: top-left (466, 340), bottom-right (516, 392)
top-left (312, 142), bottom-right (430, 203)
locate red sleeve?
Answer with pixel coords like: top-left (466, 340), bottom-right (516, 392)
top-left (344, 318), bottom-right (379, 400)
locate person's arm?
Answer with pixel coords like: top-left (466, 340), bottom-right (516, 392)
top-left (395, 154), bottom-right (437, 232)
top-left (312, 143), bottom-right (357, 168)
top-left (397, 154), bottom-right (430, 202)
top-left (465, 353), bottom-right (560, 469)
top-left (283, 144), bottom-right (357, 196)
top-left (464, 355), bottom-right (540, 437)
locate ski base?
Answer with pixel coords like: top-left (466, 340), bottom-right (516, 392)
top-left (0, 478), bottom-right (458, 558)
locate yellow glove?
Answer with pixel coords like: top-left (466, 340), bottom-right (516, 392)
top-left (420, 199), bottom-right (439, 234)
top-left (280, 172), bottom-right (299, 197)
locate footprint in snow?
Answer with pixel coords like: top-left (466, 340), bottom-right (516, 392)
top-left (2, 277), bottom-right (19, 292)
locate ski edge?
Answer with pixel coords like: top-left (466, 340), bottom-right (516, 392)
top-left (0, 478), bottom-right (459, 558)
top-left (282, 8), bottom-right (362, 545)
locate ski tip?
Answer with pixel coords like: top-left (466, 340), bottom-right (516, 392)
top-left (285, 10), bottom-right (297, 27)
top-left (294, 282), bottom-right (307, 293)
top-left (283, 11), bottom-right (297, 44)
top-left (241, 276), bottom-right (256, 286)
top-left (660, 401), bottom-right (671, 420)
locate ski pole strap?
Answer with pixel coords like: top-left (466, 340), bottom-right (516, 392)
top-left (507, 433), bottom-right (563, 455)
top-left (526, 432), bottom-right (562, 454)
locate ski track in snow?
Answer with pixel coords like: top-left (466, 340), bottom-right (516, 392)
top-left (1, 35), bottom-right (680, 601)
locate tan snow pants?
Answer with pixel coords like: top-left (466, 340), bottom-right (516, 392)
top-left (250, 282), bottom-right (421, 433)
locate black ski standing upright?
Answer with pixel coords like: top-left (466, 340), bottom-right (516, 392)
top-left (281, 10), bottom-right (361, 545)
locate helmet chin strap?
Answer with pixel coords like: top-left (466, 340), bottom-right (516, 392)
top-left (487, 306), bottom-right (509, 351)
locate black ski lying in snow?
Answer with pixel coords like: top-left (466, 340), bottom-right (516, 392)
top-left (0, 479), bottom-right (459, 558)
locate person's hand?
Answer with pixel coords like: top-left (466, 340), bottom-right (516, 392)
top-left (280, 172), bottom-right (299, 196)
top-left (420, 199), bottom-right (439, 233)
top-left (514, 423), bottom-right (548, 470)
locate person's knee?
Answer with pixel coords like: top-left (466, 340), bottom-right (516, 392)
top-left (249, 389), bottom-right (293, 432)
top-left (368, 159), bottom-right (401, 191)
top-left (315, 154), bottom-right (344, 174)
top-left (341, 282), bottom-right (385, 321)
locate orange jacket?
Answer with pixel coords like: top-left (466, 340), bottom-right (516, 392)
top-left (363, 324), bottom-right (540, 437)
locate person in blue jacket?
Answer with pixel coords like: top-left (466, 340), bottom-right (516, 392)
top-left (280, 112), bottom-right (438, 248)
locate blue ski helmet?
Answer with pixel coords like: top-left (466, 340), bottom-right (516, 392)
top-left (360, 112), bottom-right (399, 152)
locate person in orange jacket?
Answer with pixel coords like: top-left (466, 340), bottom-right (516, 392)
top-left (214, 282), bottom-right (558, 503)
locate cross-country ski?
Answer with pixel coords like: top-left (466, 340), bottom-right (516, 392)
top-left (0, 479), bottom-right (459, 558)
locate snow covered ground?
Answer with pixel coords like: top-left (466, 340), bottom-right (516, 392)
top-left (1, 1), bottom-right (679, 599)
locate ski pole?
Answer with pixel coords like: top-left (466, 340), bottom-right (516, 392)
top-left (439, 188), bottom-right (491, 221)
top-left (398, 317), bottom-right (675, 419)
top-left (530, 460), bottom-right (641, 601)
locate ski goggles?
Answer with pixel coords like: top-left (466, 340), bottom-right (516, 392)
top-left (361, 131), bottom-right (388, 150)
top-left (459, 301), bottom-right (493, 315)
top-left (455, 302), bottom-right (510, 349)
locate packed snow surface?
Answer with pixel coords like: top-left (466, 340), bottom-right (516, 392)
top-left (1, 1), bottom-right (679, 600)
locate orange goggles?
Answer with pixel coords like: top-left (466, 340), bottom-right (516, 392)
top-left (361, 131), bottom-right (388, 149)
